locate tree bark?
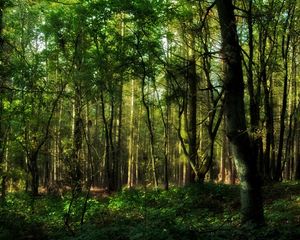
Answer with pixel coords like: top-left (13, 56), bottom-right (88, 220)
top-left (216, 0), bottom-right (264, 225)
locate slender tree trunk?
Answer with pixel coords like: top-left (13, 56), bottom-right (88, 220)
top-left (216, 0), bottom-right (264, 225)
top-left (262, 69), bottom-right (275, 180)
top-left (288, 45), bottom-right (298, 180)
top-left (154, 79), bottom-right (170, 190)
top-left (284, 110), bottom-right (294, 180)
top-left (274, 3), bottom-right (295, 181)
top-left (187, 57), bottom-right (197, 183)
top-left (72, 86), bottom-right (83, 191)
top-left (135, 105), bottom-right (141, 185)
top-left (115, 79), bottom-right (123, 190)
top-left (108, 99), bottom-right (115, 190)
top-left (92, 104), bottom-right (100, 186)
top-left (221, 122), bottom-right (227, 183)
top-left (44, 140), bottom-right (51, 188)
top-left (179, 107), bottom-right (191, 185)
top-left (291, 44), bottom-right (298, 179)
top-left (141, 81), bottom-right (158, 188)
top-left (128, 79), bottom-right (135, 188)
top-left (199, 27), bottom-right (224, 181)
top-left (227, 142), bottom-right (236, 184)
top-left (275, 65), bottom-right (288, 181)
top-left (100, 90), bottom-right (116, 191)
top-left (85, 102), bottom-right (94, 186)
top-left (164, 100), bottom-right (170, 191)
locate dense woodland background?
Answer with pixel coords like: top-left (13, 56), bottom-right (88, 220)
top-left (1, 0), bottom-right (300, 239)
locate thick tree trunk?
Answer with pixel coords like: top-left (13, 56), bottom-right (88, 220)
top-left (28, 151), bottom-right (39, 196)
top-left (216, 0), bottom-right (264, 225)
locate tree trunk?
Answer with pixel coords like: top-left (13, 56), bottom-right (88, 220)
top-left (179, 107), bottom-right (191, 185)
top-left (28, 151), bottom-right (39, 196)
top-left (154, 78), bottom-right (170, 190)
top-left (221, 122), bottom-right (227, 183)
top-left (274, 3), bottom-right (295, 181)
top-left (100, 90), bottom-right (116, 191)
top-left (115, 79), bottom-right (123, 190)
top-left (128, 79), bottom-right (135, 188)
top-left (187, 58), bottom-right (197, 183)
top-left (141, 79), bottom-right (158, 188)
top-left (199, 28), bottom-right (224, 181)
top-left (135, 106), bottom-right (141, 185)
top-left (246, 0), bottom-right (263, 177)
top-left (262, 69), bottom-right (275, 180)
top-left (275, 64), bottom-right (288, 181)
top-left (72, 87), bottom-right (83, 191)
top-left (216, 0), bottom-right (264, 225)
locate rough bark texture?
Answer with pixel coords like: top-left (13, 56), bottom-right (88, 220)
top-left (216, 0), bottom-right (264, 225)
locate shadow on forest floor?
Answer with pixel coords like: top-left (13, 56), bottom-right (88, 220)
top-left (0, 181), bottom-right (300, 240)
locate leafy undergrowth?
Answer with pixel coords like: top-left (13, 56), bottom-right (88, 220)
top-left (1, 182), bottom-right (300, 239)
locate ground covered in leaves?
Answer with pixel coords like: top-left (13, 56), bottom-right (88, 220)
top-left (1, 182), bottom-right (300, 240)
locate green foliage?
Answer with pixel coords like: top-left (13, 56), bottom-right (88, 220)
top-left (0, 180), bottom-right (300, 240)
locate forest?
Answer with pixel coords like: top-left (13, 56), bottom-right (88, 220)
top-left (1, 0), bottom-right (300, 239)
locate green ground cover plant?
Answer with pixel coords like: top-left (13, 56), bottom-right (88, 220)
top-left (0, 182), bottom-right (300, 240)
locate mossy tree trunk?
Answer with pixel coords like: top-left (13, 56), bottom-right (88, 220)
top-left (216, 0), bottom-right (264, 225)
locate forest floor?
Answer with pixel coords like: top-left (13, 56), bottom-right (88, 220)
top-left (0, 182), bottom-right (300, 240)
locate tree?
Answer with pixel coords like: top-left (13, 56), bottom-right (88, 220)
top-left (216, 0), bottom-right (264, 225)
